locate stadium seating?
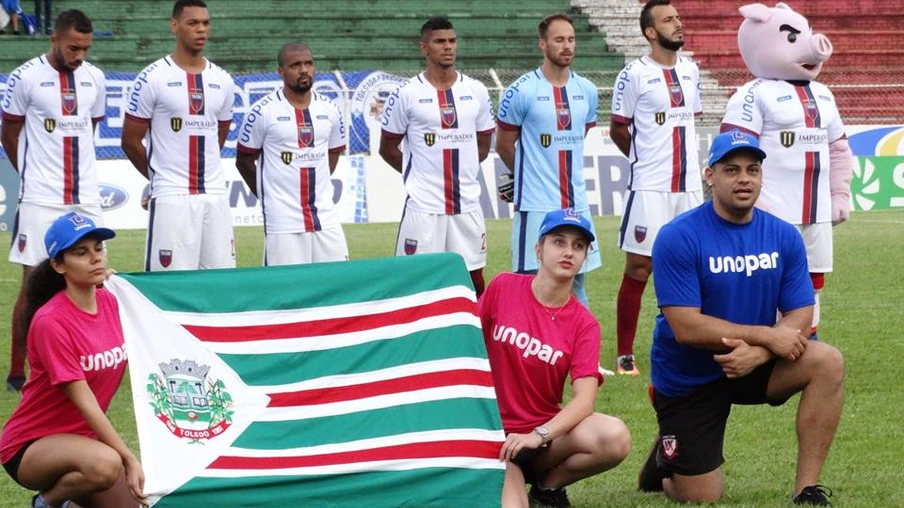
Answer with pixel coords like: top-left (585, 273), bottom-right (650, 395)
top-left (674, 0), bottom-right (904, 124)
top-left (0, 1), bottom-right (624, 74)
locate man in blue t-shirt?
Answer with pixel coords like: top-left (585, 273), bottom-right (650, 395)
top-left (640, 130), bottom-right (844, 507)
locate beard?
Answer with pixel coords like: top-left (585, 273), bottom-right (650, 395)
top-left (656, 30), bottom-right (684, 52)
top-left (288, 80), bottom-right (313, 94)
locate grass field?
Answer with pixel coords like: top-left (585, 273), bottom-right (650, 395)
top-left (0, 210), bottom-right (902, 507)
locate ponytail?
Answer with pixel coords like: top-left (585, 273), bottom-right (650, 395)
top-left (19, 259), bottom-right (67, 340)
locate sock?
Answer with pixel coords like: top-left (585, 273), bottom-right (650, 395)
top-left (572, 273), bottom-right (589, 308)
top-left (9, 292), bottom-right (27, 378)
top-left (616, 275), bottom-right (647, 357)
top-left (469, 269), bottom-right (485, 299)
top-left (809, 273), bottom-right (824, 339)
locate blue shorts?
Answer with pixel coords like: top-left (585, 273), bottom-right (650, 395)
top-left (2, 0), bottom-right (20, 13)
top-left (511, 210), bottom-right (602, 273)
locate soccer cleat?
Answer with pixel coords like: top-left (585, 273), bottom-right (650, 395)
top-left (617, 355), bottom-right (641, 376)
top-left (528, 485), bottom-right (571, 508)
top-left (598, 365), bottom-right (615, 377)
top-left (793, 485), bottom-right (833, 506)
top-left (638, 437), bottom-right (666, 492)
top-left (6, 375), bottom-right (25, 393)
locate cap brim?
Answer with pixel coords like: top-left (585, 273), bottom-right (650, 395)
top-left (57, 227), bottom-right (116, 255)
top-left (711, 146), bottom-right (767, 166)
top-left (544, 224), bottom-right (595, 243)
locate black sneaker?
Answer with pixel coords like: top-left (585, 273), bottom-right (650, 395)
top-left (528, 485), bottom-right (570, 508)
top-left (6, 375), bottom-right (25, 393)
top-left (638, 436), bottom-right (666, 492)
top-left (793, 485), bottom-right (833, 506)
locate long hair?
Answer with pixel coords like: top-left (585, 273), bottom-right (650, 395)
top-left (19, 259), bottom-right (67, 340)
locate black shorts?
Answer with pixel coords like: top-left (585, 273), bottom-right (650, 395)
top-left (2, 439), bottom-right (36, 487)
top-left (651, 361), bottom-right (790, 476)
top-left (511, 445), bottom-right (550, 486)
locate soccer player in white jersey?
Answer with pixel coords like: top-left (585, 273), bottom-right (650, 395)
top-left (380, 16), bottom-right (495, 297)
top-left (496, 13), bottom-right (601, 308)
top-left (121, 0), bottom-right (236, 272)
top-left (609, 0), bottom-right (703, 376)
top-left (236, 43), bottom-right (349, 266)
top-left (0, 10), bottom-right (106, 392)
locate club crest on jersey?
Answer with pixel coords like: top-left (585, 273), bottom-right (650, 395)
top-left (159, 249), bottom-right (173, 268)
top-left (297, 126), bottom-right (314, 147)
top-left (557, 108), bottom-right (571, 130)
top-left (780, 131), bottom-right (795, 148)
top-left (43, 118), bottom-right (56, 133)
top-left (634, 226), bottom-right (647, 244)
top-left (17, 234), bottom-right (26, 253)
top-left (539, 133), bottom-right (552, 148)
top-left (189, 92), bottom-right (204, 115)
top-left (170, 117), bottom-right (183, 132)
top-left (281, 151), bottom-right (294, 165)
top-left (404, 238), bottom-right (418, 255)
top-left (662, 436), bottom-right (678, 459)
top-left (62, 92), bottom-right (77, 115)
top-left (670, 84), bottom-right (683, 105)
top-left (441, 106), bottom-right (457, 128)
top-left (424, 132), bottom-right (436, 147)
top-left (804, 100), bottom-right (818, 121)
top-left (655, 112), bottom-right (666, 126)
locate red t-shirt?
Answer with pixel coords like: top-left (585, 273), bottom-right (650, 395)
top-left (478, 273), bottom-right (603, 434)
top-left (0, 288), bottom-right (127, 463)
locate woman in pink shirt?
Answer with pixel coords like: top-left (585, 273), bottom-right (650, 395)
top-left (1, 212), bottom-right (147, 508)
top-left (479, 209), bottom-right (631, 508)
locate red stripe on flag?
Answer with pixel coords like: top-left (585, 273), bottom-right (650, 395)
top-left (208, 440), bottom-right (501, 470)
top-left (300, 168), bottom-right (315, 231)
top-left (268, 369), bottom-right (495, 407)
top-left (802, 151), bottom-right (815, 224)
top-left (183, 297), bottom-right (477, 342)
top-left (63, 138), bottom-right (74, 204)
top-left (558, 151), bottom-right (569, 208)
top-left (188, 136), bottom-right (200, 194)
top-left (444, 149), bottom-right (454, 214)
top-left (671, 127), bottom-right (682, 192)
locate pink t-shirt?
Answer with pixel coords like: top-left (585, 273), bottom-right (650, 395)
top-left (478, 273), bottom-right (603, 434)
top-left (0, 288), bottom-right (127, 463)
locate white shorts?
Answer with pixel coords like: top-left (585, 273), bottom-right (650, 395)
top-left (795, 222), bottom-right (833, 273)
top-left (618, 190), bottom-right (704, 256)
top-left (264, 225), bottom-right (349, 266)
top-left (396, 207), bottom-right (487, 270)
top-left (145, 194), bottom-right (236, 271)
top-left (9, 202), bottom-right (103, 266)
top-left (512, 210), bottom-right (602, 274)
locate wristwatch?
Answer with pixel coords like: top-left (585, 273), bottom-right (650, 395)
top-left (533, 426), bottom-right (550, 445)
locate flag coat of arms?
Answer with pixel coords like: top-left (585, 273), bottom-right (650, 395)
top-left (106, 253), bottom-right (505, 507)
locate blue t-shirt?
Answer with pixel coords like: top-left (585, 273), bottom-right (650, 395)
top-left (496, 68), bottom-right (598, 212)
top-left (651, 201), bottom-right (814, 397)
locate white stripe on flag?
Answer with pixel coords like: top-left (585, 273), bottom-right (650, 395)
top-left (257, 385), bottom-right (498, 421)
top-left (201, 457), bottom-right (506, 477)
top-left (225, 429), bottom-right (504, 458)
top-left (163, 286), bottom-right (476, 326)
top-left (201, 313), bottom-right (480, 354)
top-left (259, 358), bottom-right (491, 393)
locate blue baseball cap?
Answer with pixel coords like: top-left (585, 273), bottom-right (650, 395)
top-left (708, 129), bottom-right (768, 167)
top-left (45, 212), bottom-right (116, 259)
top-left (538, 208), bottom-right (595, 242)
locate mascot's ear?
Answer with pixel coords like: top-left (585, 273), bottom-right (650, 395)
top-left (739, 3), bottom-right (773, 22)
top-left (775, 2), bottom-right (793, 10)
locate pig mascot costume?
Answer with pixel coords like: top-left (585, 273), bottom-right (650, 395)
top-left (721, 2), bottom-right (854, 339)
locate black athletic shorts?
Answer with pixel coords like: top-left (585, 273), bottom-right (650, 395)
top-left (2, 439), bottom-right (36, 486)
top-left (511, 445), bottom-right (550, 486)
top-left (651, 361), bottom-right (790, 476)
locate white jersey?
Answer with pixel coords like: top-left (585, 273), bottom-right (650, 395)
top-left (611, 55), bottom-right (702, 192)
top-left (237, 90), bottom-right (347, 234)
top-left (1, 55), bottom-right (105, 205)
top-left (126, 56), bottom-right (234, 197)
top-left (381, 71), bottom-right (495, 215)
top-left (722, 79), bottom-right (845, 225)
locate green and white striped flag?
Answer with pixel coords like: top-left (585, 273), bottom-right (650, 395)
top-left (106, 253), bottom-right (505, 507)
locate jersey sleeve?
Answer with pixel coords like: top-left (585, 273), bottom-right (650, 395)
top-left (585, 79), bottom-right (599, 127)
top-left (721, 82), bottom-right (763, 135)
top-left (823, 88), bottom-right (846, 142)
top-left (380, 83), bottom-right (409, 137)
top-left (611, 64), bottom-right (638, 124)
top-left (217, 72), bottom-right (236, 123)
top-left (91, 68), bottom-right (107, 121)
top-left (477, 274), bottom-right (502, 342)
top-left (29, 316), bottom-right (87, 386)
top-left (126, 67), bottom-right (156, 122)
top-left (475, 82), bottom-right (496, 133)
top-left (496, 78), bottom-right (527, 130)
top-left (236, 97), bottom-right (267, 154)
top-left (693, 64), bottom-right (703, 115)
top-left (569, 318), bottom-right (603, 385)
top-left (328, 99), bottom-right (347, 152)
top-left (652, 223), bottom-right (702, 308)
top-left (777, 223), bottom-right (816, 313)
top-left (1, 67), bottom-right (30, 120)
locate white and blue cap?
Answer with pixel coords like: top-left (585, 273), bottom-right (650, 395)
top-left (45, 212), bottom-right (116, 259)
top-left (708, 129), bottom-right (768, 167)
top-left (538, 208), bottom-right (595, 242)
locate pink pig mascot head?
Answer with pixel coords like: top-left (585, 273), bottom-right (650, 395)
top-left (738, 2), bottom-right (833, 81)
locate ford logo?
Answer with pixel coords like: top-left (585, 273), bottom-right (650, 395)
top-left (98, 184), bottom-right (128, 211)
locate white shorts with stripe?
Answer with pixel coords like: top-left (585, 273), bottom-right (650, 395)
top-left (511, 210), bottom-right (602, 273)
top-left (264, 225), bottom-right (349, 266)
top-left (795, 222), bottom-right (833, 273)
top-left (395, 207), bottom-right (487, 270)
top-left (9, 202), bottom-right (103, 265)
top-left (145, 194), bottom-right (236, 271)
top-left (618, 190), bottom-right (704, 256)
